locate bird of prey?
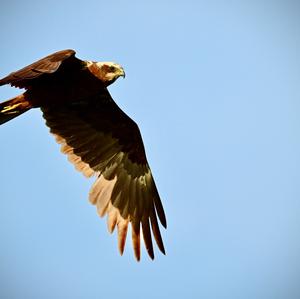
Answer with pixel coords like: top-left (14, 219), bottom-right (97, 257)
top-left (0, 49), bottom-right (166, 260)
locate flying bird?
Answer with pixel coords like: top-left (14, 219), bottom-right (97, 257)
top-left (0, 49), bottom-right (166, 260)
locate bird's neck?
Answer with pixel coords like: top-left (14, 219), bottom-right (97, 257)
top-left (85, 61), bottom-right (112, 86)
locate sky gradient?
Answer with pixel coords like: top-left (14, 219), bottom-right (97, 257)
top-left (0, 1), bottom-right (300, 298)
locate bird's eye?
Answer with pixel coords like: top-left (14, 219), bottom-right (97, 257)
top-left (110, 66), bottom-right (115, 72)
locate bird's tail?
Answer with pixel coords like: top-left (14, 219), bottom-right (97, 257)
top-left (0, 94), bottom-right (31, 125)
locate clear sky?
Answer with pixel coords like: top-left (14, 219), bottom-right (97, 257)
top-left (0, 1), bottom-right (300, 298)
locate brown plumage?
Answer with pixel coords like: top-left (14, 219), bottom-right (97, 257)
top-left (0, 49), bottom-right (166, 260)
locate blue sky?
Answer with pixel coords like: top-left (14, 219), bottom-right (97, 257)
top-left (0, 1), bottom-right (300, 298)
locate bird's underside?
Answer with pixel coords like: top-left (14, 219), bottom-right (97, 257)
top-left (0, 49), bottom-right (166, 260)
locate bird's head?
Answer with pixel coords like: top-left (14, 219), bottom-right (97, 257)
top-left (87, 61), bottom-right (125, 86)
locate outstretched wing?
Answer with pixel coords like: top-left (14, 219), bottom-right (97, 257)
top-left (0, 49), bottom-right (80, 89)
top-left (42, 92), bottom-right (166, 260)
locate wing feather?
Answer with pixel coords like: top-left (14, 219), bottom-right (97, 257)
top-left (132, 218), bottom-right (141, 261)
top-left (142, 216), bottom-right (154, 259)
top-left (42, 94), bottom-right (166, 260)
top-left (150, 207), bottom-right (166, 255)
top-left (117, 217), bottom-right (129, 255)
top-left (0, 49), bottom-right (78, 88)
top-left (107, 206), bottom-right (118, 233)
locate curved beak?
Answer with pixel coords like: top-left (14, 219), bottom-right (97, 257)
top-left (119, 67), bottom-right (126, 78)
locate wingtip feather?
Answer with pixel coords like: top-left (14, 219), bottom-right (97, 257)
top-left (117, 218), bottom-right (129, 255)
top-left (132, 220), bottom-right (141, 261)
top-left (150, 209), bottom-right (166, 255)
top-left (142, 216), bottom-right (155, 260)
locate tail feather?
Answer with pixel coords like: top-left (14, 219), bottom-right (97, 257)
top-left (0, 94), bottom-right (31, 125)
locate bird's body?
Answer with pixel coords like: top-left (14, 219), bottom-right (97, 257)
top-left (0, 49), bottom-right (166, 260)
